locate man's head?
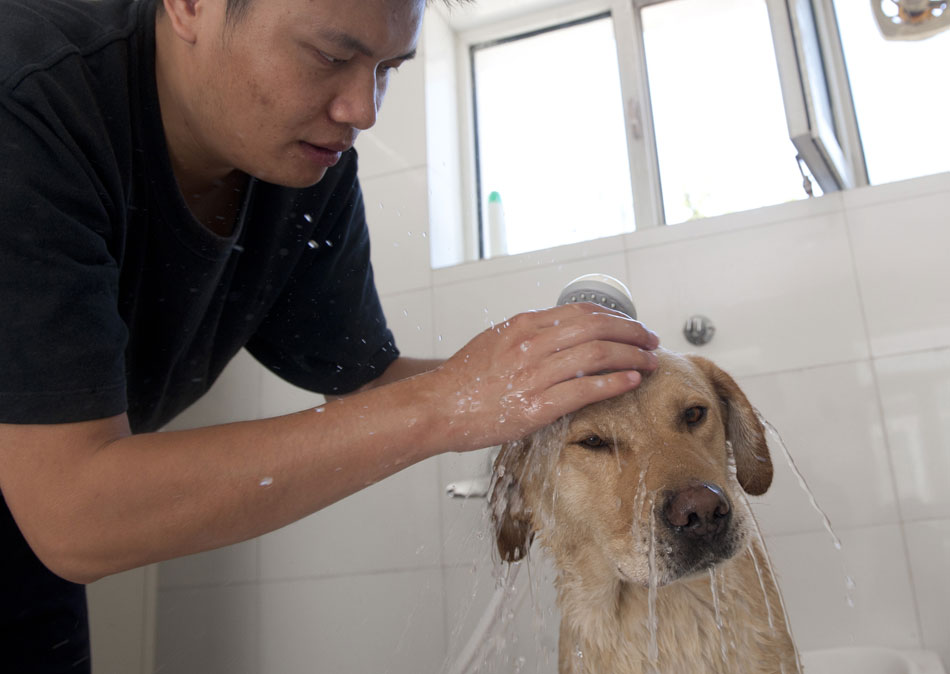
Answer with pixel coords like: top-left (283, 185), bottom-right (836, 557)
top-left (155, 0), bottom-right (463, 191)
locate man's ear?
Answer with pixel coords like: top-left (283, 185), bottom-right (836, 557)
top-left (159, 0), bottom-right (203, 44)
top-left (489, 441), bottom-right (535, 562)
top-left (686, 355), bottom-right (773, 496)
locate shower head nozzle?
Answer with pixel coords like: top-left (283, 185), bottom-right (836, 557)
top-left (556, 274), bottom-right (637, 320)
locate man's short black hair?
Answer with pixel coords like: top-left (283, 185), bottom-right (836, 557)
top-left (224, 0), bottom-right (472, 25)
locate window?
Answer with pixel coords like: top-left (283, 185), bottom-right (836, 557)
top-left (427, 0), bottom-right (950, 267)
top-left (471, 15), bottom-right (635, 257)
top-left (641, 0), bottom-right (813, 224)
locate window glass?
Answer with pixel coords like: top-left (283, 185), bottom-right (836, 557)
top-left (641, 0), bottom-right (811, 224)
top-left (472, 16), bottom-right (635, 257)
top-left (832, 0), bottom-right (950, 185)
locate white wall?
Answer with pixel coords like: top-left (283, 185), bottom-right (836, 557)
top-left (152, 13), bottom-right (950, 673)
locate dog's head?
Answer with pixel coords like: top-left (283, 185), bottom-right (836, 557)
top-left (490, 349), bottom-right (772, 587)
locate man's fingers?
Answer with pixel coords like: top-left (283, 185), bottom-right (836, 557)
top-left (535, 370), bottom-right (646, 424)
top-left (537, 341), bottom-right (659, 390)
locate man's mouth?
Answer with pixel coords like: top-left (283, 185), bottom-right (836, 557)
top-left (299, 141), bottom-right (349, 167)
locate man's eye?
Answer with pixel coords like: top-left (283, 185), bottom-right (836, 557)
top-left (314, 48), bottom-right (346, 65)
top-left (577, 434), bottom-right (610, 450)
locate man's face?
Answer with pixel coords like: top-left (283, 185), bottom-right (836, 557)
top-left (187, 0), bottom-right (424, 187)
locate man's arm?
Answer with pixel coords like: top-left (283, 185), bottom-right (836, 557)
top-left (0, 303), bottom-right (658, 585)
top-left (329, 357), bottom-right (443, 399)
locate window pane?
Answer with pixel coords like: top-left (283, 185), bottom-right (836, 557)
top-left (832, 1), bottom-right (950, 186)
top-left (642, 0), bottom-right (811, 225)
top-left (473, 16), bottom-right (634, 257)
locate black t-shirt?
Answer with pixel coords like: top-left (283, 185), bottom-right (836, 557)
top-left (0, 0), bottom-right (400, 669)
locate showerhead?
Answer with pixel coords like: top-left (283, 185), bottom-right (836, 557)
top-left (556, 274), bottom-right (637, 320)
top-left (872, 0), bottom-right (950, 40)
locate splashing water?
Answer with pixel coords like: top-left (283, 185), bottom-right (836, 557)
top-left (747, 542), bottom-right (776, 632)
top-left (757, 412), bottom-right (856, 608)
top-left (708, 568), bottom-right (729, 666)
top-left (647, 498), bottom-right (659, 672)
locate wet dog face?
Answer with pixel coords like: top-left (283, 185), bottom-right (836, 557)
top-left (491, 350), bottom-right (772, 587)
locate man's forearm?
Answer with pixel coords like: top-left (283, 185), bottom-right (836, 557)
top-left (361, 357), bottom-right (444, 390)
top-left (4, 371), bottom-right (449, 584)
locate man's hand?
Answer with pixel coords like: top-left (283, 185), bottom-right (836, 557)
top-left (424, 302), bottom-right (660, 452)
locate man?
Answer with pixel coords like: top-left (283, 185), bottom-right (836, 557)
top-left (0, 0), bottom-right (660, 670)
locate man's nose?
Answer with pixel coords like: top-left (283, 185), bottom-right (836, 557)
top-left (328, 69), bottom-right (380, 131)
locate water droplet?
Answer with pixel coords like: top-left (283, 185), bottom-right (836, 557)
top-left (303, 213), bottom-right (313, 223)
top-left (307, 240), bottom-right (319, 249)
top-left (324, 240), bottom-right (333, 248)
top-left (259, 477), bottom-right (273, 487)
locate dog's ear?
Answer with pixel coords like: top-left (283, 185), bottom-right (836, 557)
top-left (687, 355), bottom-right (773, 495)
top-left (489, 441), bottom-right (535, 562)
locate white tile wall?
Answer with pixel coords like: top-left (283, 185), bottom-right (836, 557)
top-left (624, 211), bottom-right (869, 377)
top-left (155, 584), bottom-right (260, 674)
top-left (765, 525), bottom-right (920, 651)
top-left (258, 569), bottom-right (446, 674)
top-left (904, 519), bottom-right (950, 666)
top-left (362, 167), bottom-right (433, 295)
top-left (158, 540), bottom-right (259, 590)
top-left (875, 348), bottom-right (950, 521)
top-left (258, 457), bottom-right (443, 579)
top-left (847, 190), bottom-right (950, 357)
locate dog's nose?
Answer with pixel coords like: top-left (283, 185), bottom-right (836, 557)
top-left (664, 483), bottom-right (731, 540)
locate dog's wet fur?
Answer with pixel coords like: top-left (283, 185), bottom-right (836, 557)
top-left (490, 349), bottom-right (799, 673)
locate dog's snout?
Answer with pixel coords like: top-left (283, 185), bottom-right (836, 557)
top-left (664, 483), bottom-right (731, 539)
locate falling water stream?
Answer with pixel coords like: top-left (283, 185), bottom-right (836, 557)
top-left (757, 412), bottom-right (857, 608)
top-left (647, 499), bottom-right (659, 672)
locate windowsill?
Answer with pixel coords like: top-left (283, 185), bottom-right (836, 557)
top-left (430, 170), bottom-right (950, 287)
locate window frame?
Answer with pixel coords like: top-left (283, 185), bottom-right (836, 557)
top-left (449, 0), bottom-right (871, 264)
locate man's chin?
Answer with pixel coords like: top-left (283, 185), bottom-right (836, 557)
top-left (252, 164), bottom-right (329, 189)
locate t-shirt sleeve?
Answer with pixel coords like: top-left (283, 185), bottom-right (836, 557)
top-left (0, 97), bottom-right (129, 424)
top-left (245, 162), bottom-right (399, 395)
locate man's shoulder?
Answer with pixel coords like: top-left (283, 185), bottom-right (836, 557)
top-left (0, 0), bottom-right (142, 90)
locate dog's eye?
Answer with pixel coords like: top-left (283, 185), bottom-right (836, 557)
top-left (684, 406), bottom-right (707, 426)
top-left (577, 434), bottom-right (610, 450)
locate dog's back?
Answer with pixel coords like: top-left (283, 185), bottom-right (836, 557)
top-left (491, 349), bottom-right (799, 673)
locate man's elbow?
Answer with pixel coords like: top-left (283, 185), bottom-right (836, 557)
top-left (27, 528), bottom-right (111, 585)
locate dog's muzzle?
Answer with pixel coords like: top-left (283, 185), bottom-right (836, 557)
top-left (659, 482), bottom-right (737, 577)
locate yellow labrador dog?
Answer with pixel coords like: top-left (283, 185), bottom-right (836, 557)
top-left (490, 349), bottom-right (799, 673)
